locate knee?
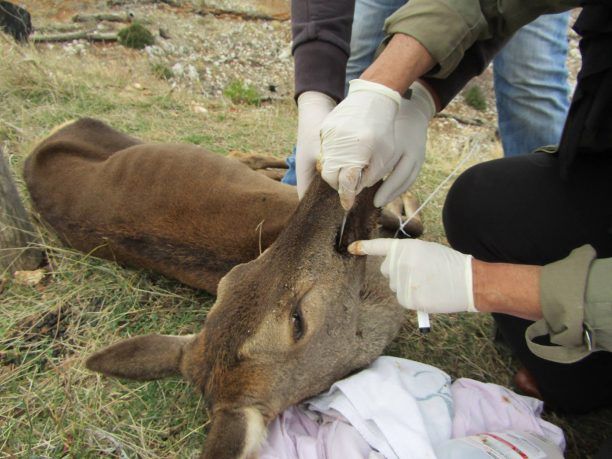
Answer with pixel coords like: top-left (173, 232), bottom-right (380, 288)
top-left (443, 163), bottom-right (494, 258)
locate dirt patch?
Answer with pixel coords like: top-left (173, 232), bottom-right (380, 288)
top-left (1, 305), bottom-right (73, 368)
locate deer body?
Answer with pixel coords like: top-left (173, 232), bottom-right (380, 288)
top-left (25, 119), bottom-right (406, 458)
top-left (24, 118), bottom-right (297, 294)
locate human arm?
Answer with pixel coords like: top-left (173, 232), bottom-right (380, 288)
top-left (290, 0), bottom-right (353, 196)
top-left (291, 0), bottom-right (356, 103)
top-left (347, 238), bottom-right (541, 317)
top-left (320, 0), bottom-right (578, 209)
top-left (349, 239), bottom-right (612, 363)
top-left (295, 92), bottom-right (336, 198)
top-left (472, 259), bottom-right (542, 320)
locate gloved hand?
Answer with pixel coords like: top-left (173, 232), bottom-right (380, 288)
top-left (348, 238), bottom-right (477, 313)
top-left (296, 91), bottom-right (336, 198)
top-left (319, 79), bottom-right (401, 210)
top-left (373, 81), bottom-right (435, 208)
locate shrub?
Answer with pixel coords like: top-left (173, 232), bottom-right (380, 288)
top-left (223, 80), bottom-right (261, 106)
top-left (118, 23), bottom-right (155, 50)
top-left (463, 85), bottom-right (487, 111)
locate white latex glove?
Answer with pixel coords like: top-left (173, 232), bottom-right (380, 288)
top-left (296, 91), bottom-right (336, 198)
top-left (319, 79), bottom-right (401, 210)
top-left (349, 238), bottom-right (476, 313)
top-left (374, 81), bottom-right (435, 208)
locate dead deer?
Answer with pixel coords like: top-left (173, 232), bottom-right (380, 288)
top-left (24, 118), bottom-right (298, 294)
top-left (25, 119), bottom-right (413, 458)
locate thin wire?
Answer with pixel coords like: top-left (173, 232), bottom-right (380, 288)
top-left (395, 136), bottom-right (484, 238)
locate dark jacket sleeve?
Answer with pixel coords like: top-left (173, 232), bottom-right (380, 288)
top-left (421, 36), bottom-right (509, 109)
top-left (291, 0), bottom-right (356, 102)
top-left (382, 0), bottom-right (577, 109)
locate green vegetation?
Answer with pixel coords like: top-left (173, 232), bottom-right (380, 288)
top-left (463, 84), bottom-right (487, 111)
top-left (223, 80), bottom-right (262, 106)
top-left (118, 22), bottom-right (155, 50)
top-left (150, 62), bottom-right (173, 80)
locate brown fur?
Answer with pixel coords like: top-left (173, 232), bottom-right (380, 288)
top-left (26, 119), bottom-right (407, 458)
top-left (24, 118), bottom-right (298, 294)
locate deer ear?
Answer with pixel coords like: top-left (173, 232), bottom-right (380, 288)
top-left (86, 334), bottom-right (196, 380)
top-left (201, 407), bottom-right (266, 459)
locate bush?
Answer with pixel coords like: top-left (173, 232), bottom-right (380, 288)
top-left (463, 85), bottom-right (487, 111)
top-left (223, 80), bottom-right (262, 106)
top-left (118, 23), bottom-right (155, 50)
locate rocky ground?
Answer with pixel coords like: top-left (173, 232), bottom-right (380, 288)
top-left (24, 0), bottom-right (580, 141)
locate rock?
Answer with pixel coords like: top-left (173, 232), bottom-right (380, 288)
top-left (191, 104), bottom-right (208, 114)
top-left (13, 269), bottom-right (45, 287)
top-left (0, 1), bottom-right (33, 42)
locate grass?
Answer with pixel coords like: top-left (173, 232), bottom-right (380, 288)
top-left (463, 84), bottom-right (488, 111)
top-left (0, 33), bottom-right (610, 459)
top-left (150, 62), bottom-right (174, 81)
top-left (223, 79), bottom-right (263, 107)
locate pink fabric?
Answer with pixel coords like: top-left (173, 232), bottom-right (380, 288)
top-left (259, 358), bottom-right (565, 458)
top-left (451, 378), bottom-right (565, 451)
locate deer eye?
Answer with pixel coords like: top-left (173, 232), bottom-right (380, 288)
top-left (291, 305), bottom-right (305, 342)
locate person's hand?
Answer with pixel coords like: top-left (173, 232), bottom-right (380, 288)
top-left (348, 238), bottom-right (477, 313)
top-left (373, 81), bottom-right (435, 208)
top-left (295, 91), bottom-right (336, 198)
top-left (319, 79), bottom-right (401, 210)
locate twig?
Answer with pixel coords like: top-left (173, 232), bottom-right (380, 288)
top-left (0, 118), bottom-right (25, 135)
top-left (196, 7), bottom-right (289, 22)
top-left (31, 31), bottom-right (118, 43)
top-left (435, 112), bottom-right (493, 128)
top-left (72, 12), bottom-right (134, 23)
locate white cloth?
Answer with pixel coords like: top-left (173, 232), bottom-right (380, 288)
top-left (308, 357), bottom-right (453, 459)
top-left (260, 405), bottom-right (379, 459)
top-left (259, 357), bottom-right (565, 459)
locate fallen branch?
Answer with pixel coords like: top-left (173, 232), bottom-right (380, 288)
top-left (72, 12), bottom-right (134, 23)
top-left (435, 112), bottom-right (494, 128)
top-left (196, 7), bottom-right (289, 22)
top-left (35, 23), bottom-right (84, 34)
top-left (0, 148), bottom-right (42, 272)
top-left (31, 31), bottom-right (118, 43)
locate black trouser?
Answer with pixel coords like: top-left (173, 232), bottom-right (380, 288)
top-left (443, 151), bottom-right (612, 414)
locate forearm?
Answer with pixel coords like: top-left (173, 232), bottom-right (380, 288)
top-left (291, 0), bottom-right (355, 102)
top-left (473, 259), bottom-right (542, 320)
top-left (360, 34), bottom-right (435, 96)
top-left (383, 0), bottom-right (577, 80)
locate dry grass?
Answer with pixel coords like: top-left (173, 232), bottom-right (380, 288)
top-left (1, 28), bottom-right (610, 459)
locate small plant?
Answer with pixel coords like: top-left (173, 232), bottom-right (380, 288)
top-left (118, 22), bottom-right (155, 50)
top-left (223, 80), bottom-right (261, 106)
top-left (463, 85), bottom-right (487, 111)
top-left (151, 62), bottom-right (173, 80)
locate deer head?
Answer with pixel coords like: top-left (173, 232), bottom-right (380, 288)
top-left (86, 176), bottom-right (403, 458)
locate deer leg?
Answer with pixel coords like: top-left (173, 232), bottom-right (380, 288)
top-left (227, 151), bottom-right (288, 182)
top-left (379, 191), bottom-right (424, 238)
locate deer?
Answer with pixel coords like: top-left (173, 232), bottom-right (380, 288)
top-left (24, 118), bottom-right (421, 458)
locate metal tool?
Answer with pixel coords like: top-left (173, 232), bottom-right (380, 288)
top-left (338, 169), bottom-right (362, 249)
top-left (338, 210), bottom-right (349, 249)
